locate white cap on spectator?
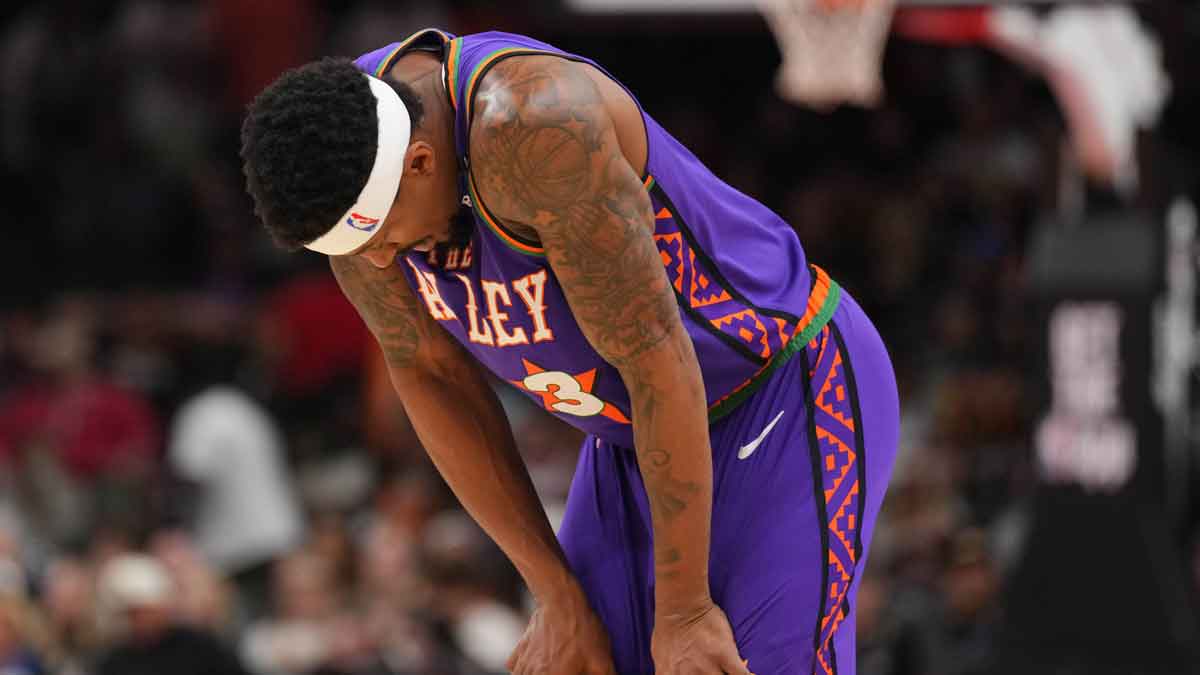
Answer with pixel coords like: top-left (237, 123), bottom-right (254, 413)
top-left (99, 554), bottom-right (173, 610)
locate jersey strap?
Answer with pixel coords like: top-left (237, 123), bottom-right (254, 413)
top-left (364, 28), bottom-right (454, 79)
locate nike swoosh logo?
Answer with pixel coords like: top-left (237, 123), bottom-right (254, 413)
top-left (738, 410), bottom-right (786, 460)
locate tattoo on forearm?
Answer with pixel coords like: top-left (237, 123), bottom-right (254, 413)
top-left (641, 447), bottom-right (700, 525)
top-left (471, 56), bottom-right (679, 368)
top-left (629, 377), bottom-right (701, 581)
top-left (329, 256), bottom-right (423, 368)
top-left (655, 546), bottom-right (682, 580)
top-left (655, 547), bottom-right (681, 566)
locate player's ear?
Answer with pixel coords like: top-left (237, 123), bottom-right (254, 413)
top-left (404, 141), bottom-right (436, 177)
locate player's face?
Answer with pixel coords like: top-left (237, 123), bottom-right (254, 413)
top-left (351, 141), bottom-right (462, 269)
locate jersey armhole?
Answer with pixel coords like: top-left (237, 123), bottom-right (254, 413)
top-left (371, 28), bottom-right (454, 79)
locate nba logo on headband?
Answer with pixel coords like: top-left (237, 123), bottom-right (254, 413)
top-left (346, 212), bottom-right (381, 231)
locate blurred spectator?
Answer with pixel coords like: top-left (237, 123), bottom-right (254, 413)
top-left (167, 384), bottom-right (303, 615)
top-left (240, 550), bottom-right (344, 675)
top-left (40, 556), bottom-right (99, 675)
top-left (358, 515), bottom-right (425, 611)
top-left (149, 531), bottom-right (236, 634)
top-left (934, 528), bottom-right (1003, 675)
top-left (0, 0), bottom-right (114, 178)
top-left (0, 594), bottom-right (51, 675)
top-left (855, 570), bottom-right (900, 675)
top-left (95, 553), bottom-right (247, 675)
top-left (422, 512), bottom-right (525, 674)
top-left (256, 264), bottom-right (368, 404)
top-left (296, 457), bottom-right (376, 517)
top-left (356, 604), bottom-right (448, 675)
top-left (371, 470), bottom-right (443, 544)
top-left (0, 300), bottom-right (159, 547)
top-left (111, 0), bottom-right (216, 172)
top-left (255, 270), bottom-right (370, 463)
top-left (0, 510), bottom-right (27, 580)
top-left (355, 520), bottom-right (449, 674)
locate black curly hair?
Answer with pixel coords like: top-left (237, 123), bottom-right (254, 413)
top-left (240, 57), bottom-right (425, 251)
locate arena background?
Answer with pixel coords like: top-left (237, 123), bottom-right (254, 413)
top-left (1, 0), bottom-right (1198, 673)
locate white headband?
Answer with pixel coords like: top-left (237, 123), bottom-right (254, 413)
top-left (305, 74), bottom-right (412, 255)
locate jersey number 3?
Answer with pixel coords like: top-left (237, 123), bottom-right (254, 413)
top-left (511, 361), bottom-right (632, 425)
top-left (521, 370), bottom-right (605, 416)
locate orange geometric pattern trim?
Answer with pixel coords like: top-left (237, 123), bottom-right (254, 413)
top-left (806, 324), bottom-right (862, 675)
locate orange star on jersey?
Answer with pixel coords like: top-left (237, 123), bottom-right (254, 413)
top-left (509, 359), bottom-right (631, 424)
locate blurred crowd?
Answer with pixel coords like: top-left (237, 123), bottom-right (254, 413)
top-left (1, 1), bottom-right (1199, 674)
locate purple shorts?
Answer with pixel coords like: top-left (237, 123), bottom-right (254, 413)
top-left (557, 290), bottom-right (900, 675)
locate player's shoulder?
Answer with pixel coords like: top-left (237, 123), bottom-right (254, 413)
top-left (472, 53), bottom-right (598, 125)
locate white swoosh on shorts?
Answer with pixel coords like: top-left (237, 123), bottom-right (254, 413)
top-left (737, 410), bottom-right (786, 460)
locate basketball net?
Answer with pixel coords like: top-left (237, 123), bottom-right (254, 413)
top-left (760, 0), bottom-right (896, 109)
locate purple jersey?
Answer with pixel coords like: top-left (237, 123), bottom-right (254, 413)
top-left (354, 30), bottom-right (840, 447)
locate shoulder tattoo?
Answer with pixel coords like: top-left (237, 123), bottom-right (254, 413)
top-left (470, 56), bottom-right (678, 368)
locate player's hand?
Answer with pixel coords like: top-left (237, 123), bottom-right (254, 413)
top-left (506, 584), bottom-right (617, 675)
top-left (652, 601), bottom-right (753, 675)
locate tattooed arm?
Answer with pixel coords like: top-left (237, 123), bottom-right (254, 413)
top-left (471, 56), bottom-right (749, 674)
top-left (328, 256), bottom-right (596, 615)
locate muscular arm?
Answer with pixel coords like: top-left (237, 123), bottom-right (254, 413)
top-left (328, 255), bottom-right (576, 600)
top-left (471, 56), bottom-right (713, 614)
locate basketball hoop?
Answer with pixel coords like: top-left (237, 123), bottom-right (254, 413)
top-left (760, 0), bottom-right (896, 109)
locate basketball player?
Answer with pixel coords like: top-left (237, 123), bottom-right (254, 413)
top-left (240, 29), bottom-right (899, 675)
